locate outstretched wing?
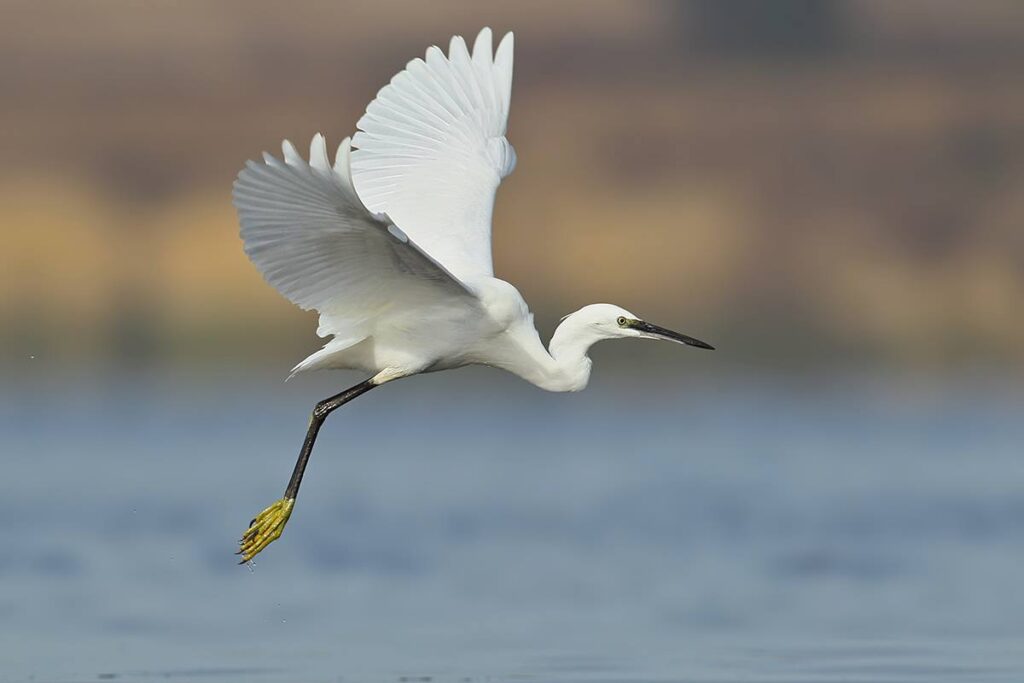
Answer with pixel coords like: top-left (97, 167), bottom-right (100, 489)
top-left (351, 27), bottom-right (516, 281)
top-left (233, 134), bottom-right (477, 342)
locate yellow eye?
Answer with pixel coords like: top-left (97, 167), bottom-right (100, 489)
top-left (616, 316), bottom-right (628, 326)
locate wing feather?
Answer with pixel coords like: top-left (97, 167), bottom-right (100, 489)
top-left (233, 135), bottom-right (476, 342)
top-left (351, 27), bottom-right (516, 280)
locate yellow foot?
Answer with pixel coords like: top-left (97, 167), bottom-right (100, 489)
top-left (237, 498), bottom-right (294, 563)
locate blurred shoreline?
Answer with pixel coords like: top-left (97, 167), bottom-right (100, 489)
top-left (2, 0), bottom-right (1021, 376)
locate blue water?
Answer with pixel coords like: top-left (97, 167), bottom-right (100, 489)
top-left (1, 370), bottom-right (1022, 681)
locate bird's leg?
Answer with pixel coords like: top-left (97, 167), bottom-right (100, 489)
top-left (237, 378), bottom-right (377, 563)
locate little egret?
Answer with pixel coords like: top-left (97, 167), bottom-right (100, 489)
top-left (233, 28), bottom-right (713, 563)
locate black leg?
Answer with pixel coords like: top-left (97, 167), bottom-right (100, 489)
top-left (284, 379), bottom-right (377, 501)
top-left (238, 378), bottom-right (377, 563)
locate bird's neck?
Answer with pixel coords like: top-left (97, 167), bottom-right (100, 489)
top-left (530, 314), bottom-right (605, 392)
top-left (490, 311), bottom-right (606, 392)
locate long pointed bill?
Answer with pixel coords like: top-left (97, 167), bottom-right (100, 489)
top-left (630, 320), bottom-right (715, 350)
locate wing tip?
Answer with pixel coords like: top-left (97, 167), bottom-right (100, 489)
top-left (282, 139), bottom-right (302, 165)
top-left (334, 136), bottom-right (353, 175)
top-left (448, 34), bottom-right (469, 59)
top-left (497, 30), bottom-right (513, 48)
top-left (310, 132), bottom-right (330, 172)
top-left (471, 27), bottom-right (513, 61)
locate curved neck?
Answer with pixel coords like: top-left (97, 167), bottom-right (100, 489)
top-left (550, 312), bottom-right (603, 362)
top-left (517, 312), bottom-right (604, 392)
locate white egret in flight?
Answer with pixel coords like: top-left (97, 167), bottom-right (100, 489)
top-left (233, 28), bottom-right (713, 563)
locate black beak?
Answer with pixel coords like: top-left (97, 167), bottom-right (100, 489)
top-left (630, 320), bottom-right (715, 350)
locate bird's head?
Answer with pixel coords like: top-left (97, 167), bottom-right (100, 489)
top-left (559, 303), bottom-right (714, 350)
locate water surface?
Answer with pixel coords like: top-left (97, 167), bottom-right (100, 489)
top-left (2, 371), bottom-right (1022, 681)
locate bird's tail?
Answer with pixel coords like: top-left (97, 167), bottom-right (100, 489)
top-left (287, 334), bottom-right (367, 380)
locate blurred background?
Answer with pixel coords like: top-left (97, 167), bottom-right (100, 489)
top-left (2, 1), bottom-right (1023, 681)
top-left (3, 0), bottom-right (1022, 376)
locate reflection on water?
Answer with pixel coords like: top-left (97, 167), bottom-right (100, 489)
top-left (1, 371), bottom-right (1022, 682)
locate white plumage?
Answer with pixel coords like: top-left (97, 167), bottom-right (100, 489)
top-left (234, 27), bottom-right (711, 390)
top-left (352, 29), bottom-right (516, 280)
top-left (232, 27), bottom-right (713, 563)
top-left (234, 134), bottom-right (478, 377)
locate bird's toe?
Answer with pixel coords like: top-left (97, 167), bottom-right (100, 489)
top-left (236, 498), bottom-right (294, 564)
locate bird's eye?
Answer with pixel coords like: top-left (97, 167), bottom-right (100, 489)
top-left (616, 316), bottom-right (628, 327)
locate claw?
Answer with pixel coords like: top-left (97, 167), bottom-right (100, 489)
top-left (237, 498), bottom-right (294, 563)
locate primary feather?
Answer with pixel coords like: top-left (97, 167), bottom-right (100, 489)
top-left (351, 28), bottom-right (516, 280)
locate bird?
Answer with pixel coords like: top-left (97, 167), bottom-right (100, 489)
top-left (233, 27), bottom-right (714, 563)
